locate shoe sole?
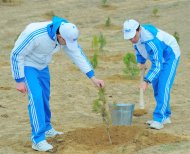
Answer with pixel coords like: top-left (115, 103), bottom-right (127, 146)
top-left (46, 134), bottom-right (58, 138)
top-left (149, 126), bottom-right (163, 130)
top-left (32, 145), bottom-right (53, 152)
top-left (163, 120), bottom-right (172, 125)
top-left (146, 120), bottom-right (171, 125)
top-left (46, 132), bottom-right (64, 138)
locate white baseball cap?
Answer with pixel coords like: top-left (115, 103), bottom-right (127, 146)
top-left (59, 22), bottom-right (79, 50)
top-left (123, 19), bottom-right (140, 40)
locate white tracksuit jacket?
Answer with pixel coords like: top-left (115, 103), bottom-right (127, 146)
top-left (10, 21), bottom-right (94, 82)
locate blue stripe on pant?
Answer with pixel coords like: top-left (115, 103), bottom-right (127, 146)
top-left (24, 66), bottom-right (52, 144)
top-left (152, 55), bottom-right (180, 123)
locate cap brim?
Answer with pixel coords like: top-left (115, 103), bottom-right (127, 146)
top-left (66, 40), bottom-right (79, 51)
top-left (124, 30), bottom-right (136, 40)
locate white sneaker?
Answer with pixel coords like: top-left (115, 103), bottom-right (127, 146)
top-left (146, 118), bottom-right (171, 125)
top-left (146, 120), bottom-right (154, 125)
top-left (149, 121), bottom-right (164, 130)
top-left (163, 117), bottom-right (172, 124)
top-left (32, 140), bottom-right (53, 151)
top-left (45, 128), bottom-right (63, 138)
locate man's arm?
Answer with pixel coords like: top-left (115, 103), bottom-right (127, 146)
top-left (63, 45), bottom-right (105, 88)
top-left (135, 45), bottom-right (147, 64)
top-left (10, 30), bottom-right (38, 93)
top-left (144, 40), bottom-right (163, 83)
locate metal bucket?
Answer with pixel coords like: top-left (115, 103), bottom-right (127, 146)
top-left (109, 103), bottom-right (135, 126)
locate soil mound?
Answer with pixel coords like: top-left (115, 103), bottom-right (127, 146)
top-left (49, 125), bottom-right (184, 153)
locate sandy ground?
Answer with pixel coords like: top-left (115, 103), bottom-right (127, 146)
top-left (1, 0), bottom-right (190, 153)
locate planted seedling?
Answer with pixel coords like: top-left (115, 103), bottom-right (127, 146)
top-left (91, 54), bottom-right (98, 69)
top-left (98, 33), bottom-right (106, 52)
top-left (92, 35), bottom-right (99, 51)
top-left (0, 0), bottom-right (22, 5)
top-left (90, 34), bottom-right (107, 68)
top-left (152, 8), bottom-right (159, 17)
top-left (2, 0), bottom-right (12, 2)
top-left (102, 0), bottom-right (108, 7)
top-left (123, 53), bottom-right (139, 79)
top-left (90, 36), bottom-right (99, 69)
top-left (92, 88), bottom-right (112, 144)
top-left (105, 17), bottom-right (111, 27)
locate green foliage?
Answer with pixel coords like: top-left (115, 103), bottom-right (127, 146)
top-left (102, 0), bottom-right (108, 6)
top-left (98, 33), bottom-right (106, 52)
top-left (0, 0), bottom-right (22, 4)
top-left (2, 0), bottom-right (12, 2)
top-left (90, 54), bottom-right (98, 69)
top-left (92, 89), bottom-right (109, 123)
top-left (98, 88), bottom-right (106, 103)
top-left (92, 35), bottom-right (99, 51)
top-left (92, 33), bottom-right (106, 52)
top-left (90, 36), bottom-right (99, 69)
top-left (92, 99), bottom-right (101, 113)
top-left (92, 88), bottom-right (112, 144)
top-left (173, 31), bottom-right (180, 44)
top-left (123, 53), bottom-right (136, 67)
top-left (152, 8), bottom-right (159, 17)
top-left (105, 17), bottom-right (111, 27)
top-left (123, 53), bottom-right (139, 79)
top-left (90, 33), bottom-right (106, 69)
top-left (0, 0), bottom-right (22, 6)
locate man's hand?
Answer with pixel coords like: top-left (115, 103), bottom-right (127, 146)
top-left (16, 82), bottom-right (27, 94)
top-left (140, 81), bottom-right (148, 92)
top-left (91, 76), bottom-right (105, 88)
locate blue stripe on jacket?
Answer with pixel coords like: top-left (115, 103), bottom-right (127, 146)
top-left (11, 28), bottom-right (47, 79)
top-left (144, 40), bottom-right (162, 83)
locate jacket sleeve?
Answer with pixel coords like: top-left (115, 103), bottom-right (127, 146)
top-left (63, 45), bottom-right (94, 78)
top-left (134, 45), bottom-right (146, 64)
top-left (144, 40), bottom-right (163, 83)
top-left (10, 31), bottom-right (38, 82)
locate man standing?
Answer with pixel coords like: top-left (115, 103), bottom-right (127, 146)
top-left (123, 19), bottom-right (180, 130)
top-left (10, 16), bottom-right (104, 151)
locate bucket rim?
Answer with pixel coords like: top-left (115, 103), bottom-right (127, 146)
top-left (110, 103), bottom-right (135, 107)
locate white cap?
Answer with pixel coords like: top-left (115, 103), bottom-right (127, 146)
top-left (123, 19), bottom-right (140, 40)
top-left (59, 22), bottom-right (79, 50)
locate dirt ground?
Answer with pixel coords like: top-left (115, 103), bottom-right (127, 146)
top-left (1, 0), bottom-right (190, 153)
